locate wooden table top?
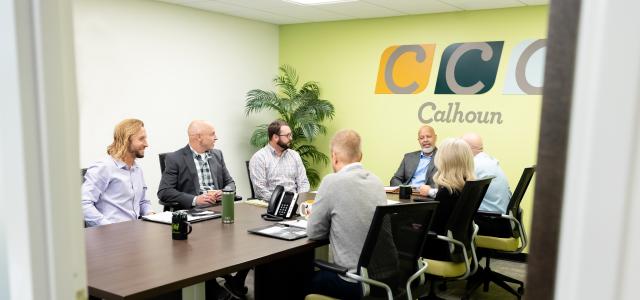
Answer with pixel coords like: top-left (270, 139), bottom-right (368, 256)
top-left (85, 202), bottom-right (324, 299)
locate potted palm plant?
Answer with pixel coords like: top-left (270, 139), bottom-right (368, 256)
top-left (245, 65), bottom-right (335, 186)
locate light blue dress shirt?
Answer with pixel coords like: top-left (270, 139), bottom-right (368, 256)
top-left (82, 155), bottom-right (152, 226)
top-left (475, 152), bottom-right (512, 214)
top-left (410, 152), bottom-right (433, 187)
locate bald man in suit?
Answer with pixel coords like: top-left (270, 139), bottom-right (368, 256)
top-left (158, 120), bottom-right (247, 299)
top-left (390, 125), bottom-right (439, 197)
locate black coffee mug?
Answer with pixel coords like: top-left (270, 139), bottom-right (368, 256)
top-left (172, 211), bottom-right (192, 240)
top-left (399, 185), bottom-right (412, 200)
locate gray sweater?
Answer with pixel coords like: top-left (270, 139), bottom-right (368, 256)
top-left (307, 163), bottom-right (387, 274)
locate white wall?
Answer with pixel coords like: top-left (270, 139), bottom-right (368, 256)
top-left (2, 0), bottom-right (86, 299)
top-left (74, 0), bottom-right (278, 210)
top-left (554, 0), bottom-right (640, 299)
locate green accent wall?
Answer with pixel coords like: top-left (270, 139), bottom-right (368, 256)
top-left (280, 6), bottom-right (549, 248)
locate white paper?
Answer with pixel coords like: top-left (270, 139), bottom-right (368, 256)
top-left (279, 219), bottom-right (308, 229)
top-left (141, 211), bottom-right (219, 224)
top-left (245, 199), bottom-right (269, 207)
top-left (259, 226), bottom-right (284, 235)
top-left (384, 186), bottom-right (399, 191)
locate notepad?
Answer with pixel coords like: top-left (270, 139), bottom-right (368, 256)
top-left (278, 219), bottom-right (308, 229)
top-left (244, 199), bottom-right (269, 208)
top-left (384, 186), bottom-right (399, 192)
top-left (141, 211), bottom-right (220, 225)
top-left (248, 224), bottom-right (307, 241)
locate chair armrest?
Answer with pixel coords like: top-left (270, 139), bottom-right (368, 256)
top-left (500, 214), bottom-right (528, 251)
top-left (434, 234), bottom-right (474, 279)
top-left (314, 260), bottom-right (395, 299)
top-left (314, 260), bottom-right (348, 275)
top-left (476, 212), bottom-right (528, 252)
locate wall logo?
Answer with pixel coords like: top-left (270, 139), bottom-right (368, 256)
top-left (375, 44), bottom-right (436, 94)
top-left (374, 39), bottom-right (545, 96)
top-left (434, 41), bottom-right (503, 94)
top-left (503, 39), bottom-right (546, 95)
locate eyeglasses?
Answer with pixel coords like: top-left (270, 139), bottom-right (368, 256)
top-left (278, 133), bottom-right (293, 138)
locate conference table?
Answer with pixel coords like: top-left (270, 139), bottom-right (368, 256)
top-left (85, 194), bottom-right (325, 300)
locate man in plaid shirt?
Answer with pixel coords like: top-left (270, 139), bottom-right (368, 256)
top-left (249, 119), bottom-right (310, 200)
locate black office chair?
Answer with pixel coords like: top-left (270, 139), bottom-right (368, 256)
top-left (81, 168), bottom-right (89, 228)
top-left (417, 177), bottom-right (493, 300)
top-left (463, 166), bottom-right (536, 300)
top-left (306, 202), bottom-right (439, 300)
top-left (245, 160), bottom-right (256, 200)
top-left (158, 152), bottom-right (243, 212)
top-left (158, 152), bottom-right (181, 212)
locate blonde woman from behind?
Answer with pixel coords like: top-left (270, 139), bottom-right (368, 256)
top-left (423, 138), bottom-right (475, 260)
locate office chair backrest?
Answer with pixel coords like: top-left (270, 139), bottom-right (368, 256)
top-left (245, 161), bottom-right (256, 199)
top-left (506, 166), bottom-right (536, 217)
top-left (445, 177), bottom-right (493, 261)
top-left (81, 168), bottom-right (88, 183)
top-left (159, 153), bottom-right (168, 174)
top-left (357, 202), bottom-right (438, 298)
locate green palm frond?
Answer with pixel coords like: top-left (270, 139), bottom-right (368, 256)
top-left (274, 65), bottom-right (299, 99)
top-left (249, 124), bottom-right (269, 148)
top-left (245, 89), bottom-right (284, 116)
top-left (296, 144), bottom-right (329, 165)
top-left (245, 65), bottom-right (335, 188)
top-left (294, 98), bottom-right (335, 123)
top-left (304, 167), bottom-right (321, 188)
top-left (299, 81), bottom-right (320, 96)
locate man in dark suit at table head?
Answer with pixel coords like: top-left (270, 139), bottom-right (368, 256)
top-left (390, 125), bottom-right (439, 197)
top-left (307, 129), bottom-right (387, 299)
top-left (157, 120), bottom-right (247, 299)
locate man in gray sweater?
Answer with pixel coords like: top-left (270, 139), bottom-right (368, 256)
top-left (307, 129), bottom-right (387, 299)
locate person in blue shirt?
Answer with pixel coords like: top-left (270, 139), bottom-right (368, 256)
top-left (461, 132), bottom-right (512, 214)
top-left (82, 119), bottom-right (155, 227)
top-left (390, 125), bottom-right (439, 197)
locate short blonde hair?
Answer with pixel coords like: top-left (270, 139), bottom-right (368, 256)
top-left (330, 129), bottom-right (362, 163)
top-left (433, 138), bottom-right (475, 193)
top-left (107, 119), bottom-right (144, 161)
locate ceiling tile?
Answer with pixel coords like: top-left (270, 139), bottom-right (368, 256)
top-left (362, 0), bottom-right (462, 14)
top-left (313, 1), bottom-right (405, 19)
top-left (153, 0), bottom-right (548, 24)
top-left (217, 0), bottom-right (353, 22)
top-left (180, 0), bottom-right (308, 23)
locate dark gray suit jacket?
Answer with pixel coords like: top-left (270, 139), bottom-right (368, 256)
top-left (390, 149), bottom-right (438, 187)
top-left (157, 145), bottom-right (235, 209)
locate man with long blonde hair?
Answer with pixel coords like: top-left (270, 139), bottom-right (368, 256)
top-left (82, 119), bottom-right (154, 227)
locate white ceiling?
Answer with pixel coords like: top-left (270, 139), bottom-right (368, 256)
top-left (156, 0), bottom-right (549, 25)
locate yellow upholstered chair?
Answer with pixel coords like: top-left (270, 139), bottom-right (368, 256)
top-left (417, 177), bottom-right (493, 300)
top-left (463, 166), bottom-right (535, 300)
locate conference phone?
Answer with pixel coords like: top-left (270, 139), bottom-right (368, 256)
top-left (261, 185), bottom-right (299, 221)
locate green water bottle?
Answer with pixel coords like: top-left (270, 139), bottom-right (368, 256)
top-left (222, 189), bottom-right (235, 224)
